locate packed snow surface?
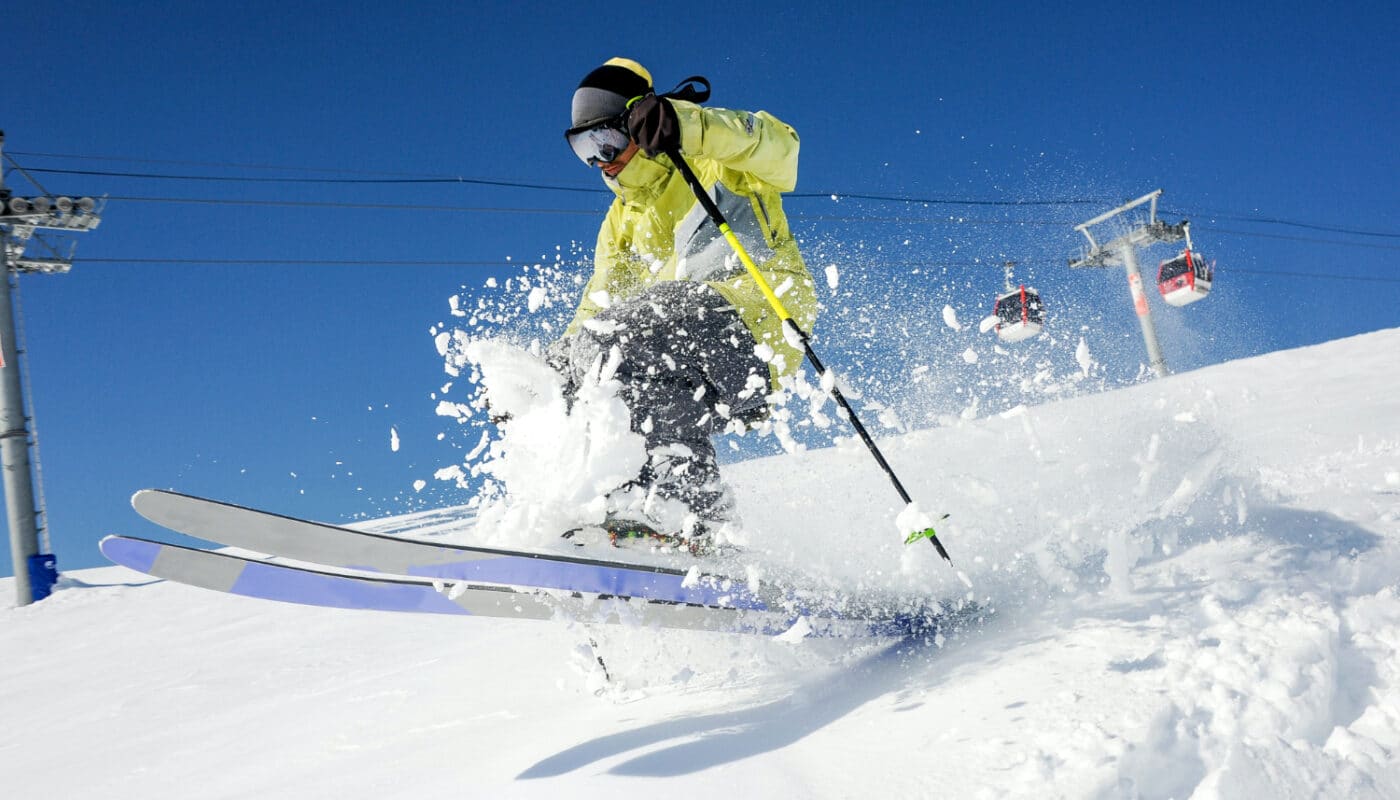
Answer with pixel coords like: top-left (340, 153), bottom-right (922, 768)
top-left (6, 327), bottom-right (1400, 798)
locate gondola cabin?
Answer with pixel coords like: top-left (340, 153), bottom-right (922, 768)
top-left (1158, 249), bottom-right (1213, 306)
top-left (993, 285), bottom-right (1045, 343)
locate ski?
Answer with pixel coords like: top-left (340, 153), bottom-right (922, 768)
top-left (127, 490), bottom-right (978, 634)
top-left (131, 489), bottom-right (766, 610)
top-left (98, 534), bottom-right (896, 638)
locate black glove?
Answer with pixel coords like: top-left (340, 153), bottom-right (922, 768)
top-left (626, 93), bottom-right (681, 157)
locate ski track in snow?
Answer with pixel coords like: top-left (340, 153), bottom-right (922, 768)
top-left (4, 328), bottom-right (1400, 798)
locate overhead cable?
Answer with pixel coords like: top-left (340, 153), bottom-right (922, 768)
top-left (13, 155), bottom-right (1398, 239)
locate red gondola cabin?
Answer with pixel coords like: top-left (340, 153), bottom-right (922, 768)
top-left (1158, 249), bottom-right (1212, 306)
top-left (993, 285), bottom-right (1045, 342)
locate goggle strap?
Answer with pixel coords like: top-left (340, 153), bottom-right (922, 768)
top-left (623, 75), bottom-right (712, 111)
top-left (662, 75), bottom-right (710, 104)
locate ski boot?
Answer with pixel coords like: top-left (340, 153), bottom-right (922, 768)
top-left (562, 518), bottom-right (715, 556)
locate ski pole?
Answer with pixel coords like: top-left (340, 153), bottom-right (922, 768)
top-left (665, 147), bottom-right (952, 563)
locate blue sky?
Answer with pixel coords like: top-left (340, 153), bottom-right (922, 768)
top-left (3, 0), bottom-right (1396, 576)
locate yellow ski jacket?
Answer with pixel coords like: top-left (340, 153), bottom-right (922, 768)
top-left (565, 100), bottom-right (817, 387)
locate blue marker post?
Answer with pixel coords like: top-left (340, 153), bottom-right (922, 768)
top-left (27, 553), bottom-right (58, 602)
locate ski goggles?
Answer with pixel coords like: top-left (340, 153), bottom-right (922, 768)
top-left (565, 118), bottom-right (631, 167)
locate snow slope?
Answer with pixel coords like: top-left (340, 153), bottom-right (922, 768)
top-left (5, 328), bottom-right (1400, 799)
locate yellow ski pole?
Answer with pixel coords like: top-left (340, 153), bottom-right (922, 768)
top-left (666, 147), bottom-right (951, 563)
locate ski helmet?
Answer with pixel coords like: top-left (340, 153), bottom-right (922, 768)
top-left (571, 57), bottom-right (653, 129)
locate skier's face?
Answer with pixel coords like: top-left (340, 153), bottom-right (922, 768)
top-left (598, 141), bottom-right (639, 178)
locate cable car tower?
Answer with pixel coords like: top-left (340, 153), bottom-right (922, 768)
top-left (991, 261), bottom-right (1045, 342)
top-left (1, 131), bottom-right (102, 606)
top-left (1068, 189), bottom-right (1189, 379)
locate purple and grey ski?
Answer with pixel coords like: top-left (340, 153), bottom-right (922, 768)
top-left (120, 490), bottom-right (978, 638)
top-left (99, 534), bottom-right (886, 638)
top-left (132, 489), bottom-right (766, 610)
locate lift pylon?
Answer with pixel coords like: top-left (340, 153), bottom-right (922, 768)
top-left (0, 131), bottom-right (103, 606)
top-left (1068, 190), bottom-right (1188, 379)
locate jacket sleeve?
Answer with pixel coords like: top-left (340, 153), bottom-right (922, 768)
top-left (565, 206), bottom-right (626, 336)
top-left (673, 100), bottom-right (800, 192)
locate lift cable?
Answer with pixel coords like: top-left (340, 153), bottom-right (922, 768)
top-left (13, 157), bottom-right (1397, 239)
top-left (74, 194), bottom-right (1400, 253)
top-left (66, 256), bottom-right (1400, 284)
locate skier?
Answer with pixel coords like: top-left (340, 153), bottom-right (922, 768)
top-left (552, 57), bottom-right (817, 550)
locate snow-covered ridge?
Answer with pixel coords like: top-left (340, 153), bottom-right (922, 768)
top-left (5, 327), bottom-right (1399, 798)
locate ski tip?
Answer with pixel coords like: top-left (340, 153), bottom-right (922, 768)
top-left (131, 487), bottom-right (188, 514)
top-left (99, 533), bottom-right (147, 550)
top-left (98, 534), bottom-right (158, 573)
top-left (131, 488), bottom-right (158, 508)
